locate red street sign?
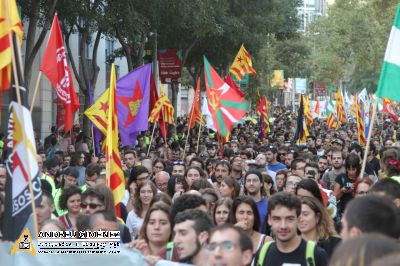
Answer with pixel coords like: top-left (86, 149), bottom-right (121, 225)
top-left (158, 49), bottom-right (182, 84)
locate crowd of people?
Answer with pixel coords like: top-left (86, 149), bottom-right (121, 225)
top-left (0, 106), bottom-right (400, 265)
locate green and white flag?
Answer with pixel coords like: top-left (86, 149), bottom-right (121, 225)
top-left (326, 99), bottom-right (335, 116)
top-left (376, 5), bottom-right (400, 101)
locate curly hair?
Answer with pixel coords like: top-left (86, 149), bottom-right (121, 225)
top-left (59, 187), bottom-right (82, 211)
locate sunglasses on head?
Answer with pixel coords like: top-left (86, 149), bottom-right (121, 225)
top-left (173, 160), bottom-right (184, 165)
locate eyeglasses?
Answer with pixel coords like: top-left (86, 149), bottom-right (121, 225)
top-left (356, 191), bottom-right (368, 195)
top-left (156, 182), bottom-right (168, 188)
top-left (80, 203), bottom-right (102, 209)
top-left (206, 241), bottom-right (236, 252)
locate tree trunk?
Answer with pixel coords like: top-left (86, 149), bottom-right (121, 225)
top-left (24, 0), bottom-right (58, 91)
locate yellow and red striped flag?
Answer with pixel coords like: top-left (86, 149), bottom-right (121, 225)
top-left (355, 96), bottom-right (366, 146)
top-left (256, 89), bottom-right (261, 107)
top-left (188, 77), bottom-right (205, 129)
top-left (105, 64), bottom-right (125, 218)
top-left (257, 96), bottom-right (270, 138)
top-left (229, 44), bottom-right (256, 81)
top-left (303, 95), bottom-right (313, 126)
top-left (335, 88), bottom-right (346, 124)
top-left (0, 0), bottom-right (23, 91)
top-left (148, 88), bottom-right (174, 125)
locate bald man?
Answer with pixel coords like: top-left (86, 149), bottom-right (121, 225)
top-left (155, 171), bottom-right (170, 193)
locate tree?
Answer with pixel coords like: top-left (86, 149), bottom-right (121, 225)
top-left (56, 0), bottom-right (106, 134)
top-left (307, 0), bottom-right (398, 93)
top-left (19, 0), bottom-right (58, 89)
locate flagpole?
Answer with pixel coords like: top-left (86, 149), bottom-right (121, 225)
top-left (147, 123), bottom-right (157, 157)
top-left (29, 14), bottom-right (54, 113)
top-left (5, 1), bottom-right (39, 238)
top-left (361, 99), bottom-right (378, 177)
top-left (30, 72), bottom-right (42, 112)
top-left (91, 126), bottom-right (96, 154)
top-left (183, 105), bottom-right (196, 159)
top-left (196, 124), bottom-right (203, 153)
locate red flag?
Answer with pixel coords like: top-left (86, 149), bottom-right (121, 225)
top-left (225, 74), bottom-right (245, 98)
top-left (149, 74), bottom-right (168, 138)
top-left (40, 14), bottom-right (79, 132)
top-left (382, 98), bottom-right (399, 121)
top-left (188, 77), bottom-right (204, 129)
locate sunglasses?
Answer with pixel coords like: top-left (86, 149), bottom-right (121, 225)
top-left (173, 160), bottom-right (184, 165)
top-left (80, 203), bottom-right (102, 209)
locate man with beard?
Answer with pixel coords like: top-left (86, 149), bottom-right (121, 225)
top-left (322, 149), bottom-right (345, 190)
top-left (213, 160), bottom-right (231, 189)
top-left (317, 155), bottom-right (329, 177)
top-left (254, 192), bottom-right (328, 266)
top-left (230, 156), bottom-right (244, 186)
top-left (316, 137), bottom-right (325, 156)
top-left (266, 146), bottom-right (287, 183)
top-left (244, 170), bottom-right (268, 232)
top-left (123, 149), bottom-right (137, 172)
top-left (173, 209), bottom-right (213, 265)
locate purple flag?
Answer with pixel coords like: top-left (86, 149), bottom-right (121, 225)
top-left (116, 64), bottom-right (151, 146)
top-left (88, 82), bottom-right (102, 156)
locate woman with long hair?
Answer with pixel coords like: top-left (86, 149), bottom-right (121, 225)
top-left (333, 153), bottom-right (361, 216)
top-left (299, 196), bottom-right (341, 258)
top-left (128, 203), bottom-right (172, 256)
top-left (218, 177), bottom-right (240, 200)
top-left (184, 166), bottom-right (207, 189)
top-left (69, 152), bottom-right (86, 186)
top-left (229, 196), bottom-right (272, 254)
top-left (167, 174), bottom-right (189, 199)
top-left (213, 198), bottom-right (232, 226)
top-left (126, 180), bottom-right (157, 240)
top-left (59, 186), bottom-right (81, 230)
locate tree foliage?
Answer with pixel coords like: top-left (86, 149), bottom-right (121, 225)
top-left (307, 0), bottom-right (398, 93)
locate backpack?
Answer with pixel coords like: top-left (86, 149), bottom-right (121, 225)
top-left (257, 240), bottom-right (316, 266)
top-left (166, 242), bottom-right (174, 261)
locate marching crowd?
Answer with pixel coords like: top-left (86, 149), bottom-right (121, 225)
top-left (0, 106), bottom-right (400, 266)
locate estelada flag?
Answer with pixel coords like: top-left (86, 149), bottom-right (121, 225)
top-left (204, 56), bottom-right (249, 137)
top-left (84, 88), bottom-right (110, 134)
top-left (3, 35), bottom-right (42, 241)
top-left (229, 44), bottom-right (256, 81)
top-left (40, 14), bottom-right (79, 132)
